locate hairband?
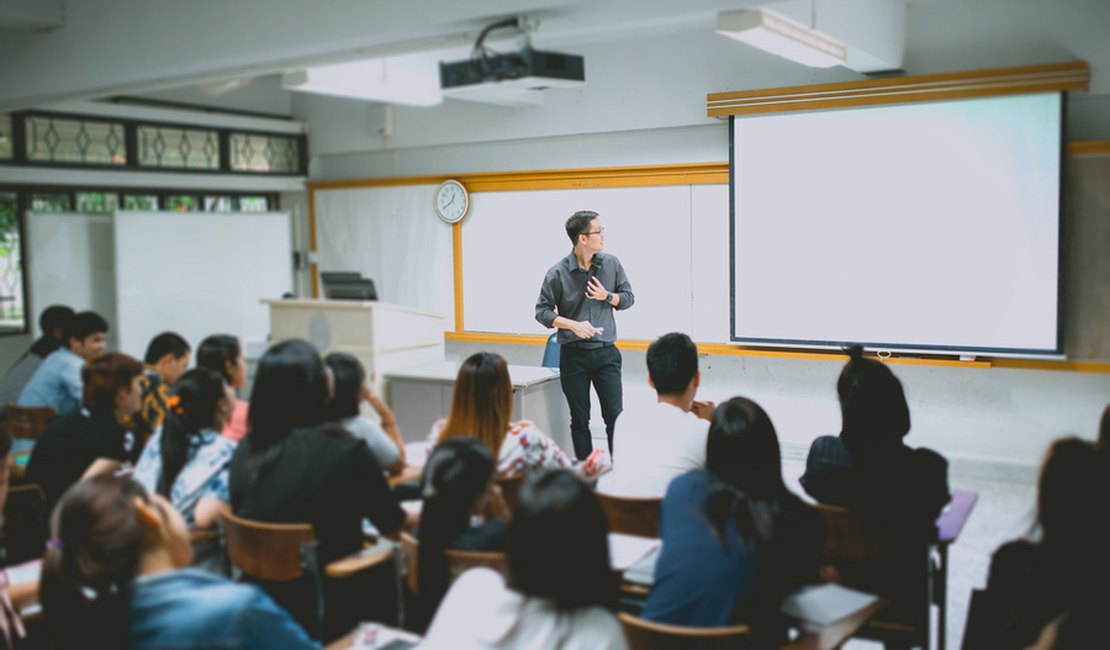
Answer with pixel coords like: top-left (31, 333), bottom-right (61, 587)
top-left (47, 537), bottom-right (64, 550)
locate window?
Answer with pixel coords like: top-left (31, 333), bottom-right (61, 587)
top-left (230, 132), bottom-right (301, 173)
top-left (164, 194), bottom-right (199, 212)
top-left (30, 193), bottom-right (71, 212)
top-left (0, 193), bottom-right (26, 332)
top-left (76, 191), bottom-right (120, 212)
top-left (0, 114), bottom-right (12, 161)
top-left (238, 196), bottom-right (270, 212)
top-left (122, 194), bottom-right (159, 211)
top-left (25, 115), bottom-right (127, 166)
top-left (138, 125), bottom-right (221, 170)
top-left (204, 195), bottom-right (233, 212)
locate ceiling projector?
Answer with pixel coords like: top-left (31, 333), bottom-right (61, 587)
top-left (439, 48), bottom-right (585, 107)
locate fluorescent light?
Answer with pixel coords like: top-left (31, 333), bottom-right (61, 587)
top-left (283, 55), bottom-right (443, 107)
top-left (717, 8), bottom-right (846, 68)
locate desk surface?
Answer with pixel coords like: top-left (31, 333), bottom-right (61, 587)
top-left (783, 596), bottom-right (888, 650)
top-left (385, 361), bottom-right (559, 389)
top-left (937, 490), bottom-right (978, 544)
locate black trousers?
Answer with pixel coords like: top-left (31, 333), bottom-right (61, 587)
top-left (559, 344), bottom-right (623, 460)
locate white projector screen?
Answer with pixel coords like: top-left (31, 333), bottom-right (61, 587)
top-left (730, 92), bottom-right (1062, 355)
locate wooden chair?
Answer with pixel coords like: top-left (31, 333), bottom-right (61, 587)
top-left (619, 612), bottom-right (751, 650)
top-left (596, 492), bottom-right (661, 538)
top-left (813, 503), bottom-right (932, 650)
top-left (219, 512), bottom-right (397, 639)
top-left (399, 531), bottom-right (508, 595)
top-left (2, 483), bottom-right (49, 564)
top-left (5, 405), bottom-right (55, 442)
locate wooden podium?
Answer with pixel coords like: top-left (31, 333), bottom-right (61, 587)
top-left (262, 299), bottom-right (445, 396)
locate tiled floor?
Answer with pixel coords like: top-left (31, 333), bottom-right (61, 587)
top-left (595, 432), bottom-right (1040, 650)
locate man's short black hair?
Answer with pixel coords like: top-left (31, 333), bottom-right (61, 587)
top-left (565, 210), bottom-right (599, 245)
top-left (39, 305), bottom-right (75, 336)
top-left (64, 311), bottom-right (109, 345)
top-left (647, 332), bottom-right (699, 396)
top-left (144, 331), bottom-right (190, 365)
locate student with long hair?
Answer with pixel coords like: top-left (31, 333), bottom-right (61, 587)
top-left (26, 352), bottom-right (144, 509)
top-left (422, 469), bottom-right (626, 649)
top-left (196, 334), bottom-right (250, 441)
top-left (415, 438), bottom-right (507, 627)
top-left (228, 339), bottom-right (409, 635)
top-left (432, 352), bottom-right (570, 476)
top-left (641, 397), bottom-right (822, 643)
top-left (132, 367), bottom-right (236, 530)
top-left (324, 352), bottom-right (406, 475)
top-left (39, 475), bottom-right (317, 649)
top-left (965, 438), bottom-right (1110, 649)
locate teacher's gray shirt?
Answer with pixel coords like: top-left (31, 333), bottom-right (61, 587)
top-left (535, 251), bottom-right (634, 348)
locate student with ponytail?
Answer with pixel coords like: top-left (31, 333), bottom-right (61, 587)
top-left (39, 475), bottom-right (317, 649)
top-left (415, 438), bottom-right (507, 627)
top-left (196, 334), bottom-right (250, 441)
top-left (641, 397), bottom-right (822, 644)
top-left (132, 367), bottom-right (236, 530)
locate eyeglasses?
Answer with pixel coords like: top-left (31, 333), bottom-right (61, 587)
top-left (585, 228), bottom-right (605, 237)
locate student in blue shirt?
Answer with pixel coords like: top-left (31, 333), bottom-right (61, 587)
top-left (641, 397), bottom-right (822, 645)
top-left (17, 310), bottom-right (109, 417)
top-left (40, 475), bottom-right (318, 650)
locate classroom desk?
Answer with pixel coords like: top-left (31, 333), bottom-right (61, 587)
top-left (782, 596), bottom-right (888, 650)
top-left (934, 490), bottom-right (978, 650)
top-left (325, 623), bottom-right (421, 649)
top-left (385, 362), bottom-right (571, 456)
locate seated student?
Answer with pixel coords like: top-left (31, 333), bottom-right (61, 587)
top-left (422, 470), bottom-right (627, 650)
top-left (132, 368), bottom-right (236, 530)
top-left (431, 352), bottom-right (570, 477)
top-left (0, 429), bottom-right (26, 649)
top-left (964, 438), bottom-right (1110, 650)
top-left (229, 339), bottom-right (411, 636)
top-left (598, 332), bottom-right (714, 497)
top-left (0, 305), bottom-right (73, 419)
top-left (125, 331), bottom-right (191, 447)
top-left (24, 352), bottom-right (143, 510)
top-left (324, 352), bottom-right (406, 475)
top-left (415, 438), bottom-right (508, 627)
top-left (17, 310), bottom-right (109, 417)
top-left (1099, 403), bottom-right (1109, 447)
top-left (800, 344), bottom-right (950, 535)
top-left (196, 334), bottom-right (250, 441)
top-left (40, 475), bottom-right (318, 649)
top-left (641, 397), bottom-right (823, 642)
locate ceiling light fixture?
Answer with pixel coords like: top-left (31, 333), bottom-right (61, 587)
top-left (716, 7), bottom-right (846, 68)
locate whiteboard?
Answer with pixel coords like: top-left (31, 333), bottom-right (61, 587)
top-left (113, 211), bottom-right (293, 360)
top-left (462, 186), bottom-right (695, 340)
top-left (26, 212), bottom-right (119, 350)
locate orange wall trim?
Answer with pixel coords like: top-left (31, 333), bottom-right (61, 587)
top-left (1068, 140), bottom-right (1110, 156)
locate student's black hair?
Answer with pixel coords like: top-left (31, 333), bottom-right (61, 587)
top-left (195, 334), bottom-right (241, 383)
top-left (1098, 403), bottom-right (1110, 449)
top-left (143, 331), bottom-right (190, 366)
top-left (64, 311), bottom-right (109, 346)
top-left (39, 305), bottom-right (75, 336)
top-left (705, 397), bottom-right (787, 544)
top-left (646, 332), bottom-right (699, 396)
top-left (507, 470), bottom-right (617, 611)
top-left (82, 353), bottom-right (144, 418)
top-left (0, 426), bottom-right (10, 458)
top-left (565, 210), bottom-right (599, 246)
top-left (324, 352), bottom-right (364, 420)
top-left (157, 368), bottom-right (228, 499)
top-left (836, 344), bottom-right (910, 455)
top-left (417, 438), bottom-right (496, 619)
top-left (40, 476), bottom-right (152, 649)
top-left (1036, 437), bottom-right (1107, 552)
top-left (245, 339), bottom-right (330, 484)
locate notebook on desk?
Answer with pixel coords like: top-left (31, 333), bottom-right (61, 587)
top-left (780, 583), bottom-right (879, 626)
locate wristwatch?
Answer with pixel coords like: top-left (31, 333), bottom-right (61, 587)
top-left (607, 293), bottom-right (617, 306)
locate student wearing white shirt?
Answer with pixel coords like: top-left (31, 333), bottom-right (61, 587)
top-left (599, 332), bottom-right (714, 498)
top-left (422, 470), bottom-right (627, 650)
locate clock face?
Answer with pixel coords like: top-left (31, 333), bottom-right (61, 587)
top-left (435, 180), bottom-right (469, 223)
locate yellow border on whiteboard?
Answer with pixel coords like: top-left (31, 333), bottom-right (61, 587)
top-left (307, 149), bottom-right (1110, 373)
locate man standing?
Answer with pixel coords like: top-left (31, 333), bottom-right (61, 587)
top-left (536, 210), bottom-right (634, 460)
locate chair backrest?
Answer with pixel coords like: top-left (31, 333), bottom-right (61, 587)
top-left (541, 333), bottom-right (560, 368)
top-left (5, 405), bottom-right (55, 441)
top-left (219, 511), bottom-right (318, 581)
top-left (813, 503), bottom-right (885, 562)
top-left (619, 612), bottom-right (751, 650)
top-left (2, 483), bottom-right (49, 564)
top-left (495, 473), bottom-right (525, 513)
top-left (597, 492), bottom-right (661, 538)
top-left (400, 531), bottom-right (508, 595)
